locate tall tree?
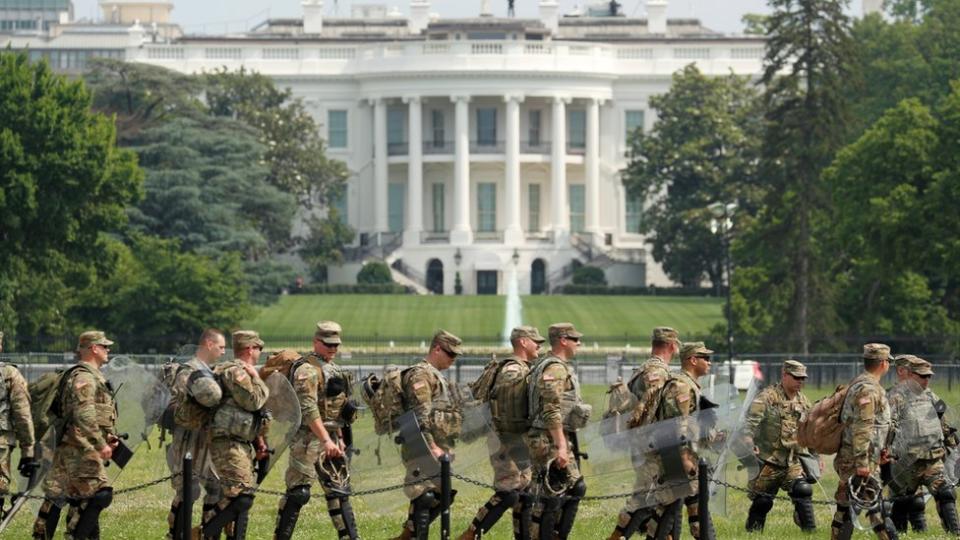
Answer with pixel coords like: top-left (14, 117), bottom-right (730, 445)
top-left (621, 65), bottom-right (763, 288)
top-left (0, 51), bottom-right (143, 341)
top-left (735, 0), bottom-right (855, 352)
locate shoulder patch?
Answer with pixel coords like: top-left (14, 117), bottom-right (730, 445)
top-left (677, 393), bottom-right (690, 403)
top-left (543, 374), bottom-right (556, 381)
top-left (236, 371), bottom-right (248, 382)
top-left (859, 397), bottom-right (871, 406)
top-left (75, 380), bottom-right (89, 391)
top-left (646, 373), bottom-right (662, 382)
top-left (502, 364), bottom-right (521, 373)
top-left (413, 381), bottom-right (427, 390)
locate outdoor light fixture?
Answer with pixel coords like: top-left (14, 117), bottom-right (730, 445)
top-left (512, 249), bottom-right (520, 266)
top-left (454, 248), bottom-right (462, 266)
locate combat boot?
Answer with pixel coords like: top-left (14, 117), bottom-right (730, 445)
top-left (390, 527), bottom-right (414, 540)
top-left (606, 530), bottom-right (625, 540)
top-left (456, 526), bottom-right (477, 540)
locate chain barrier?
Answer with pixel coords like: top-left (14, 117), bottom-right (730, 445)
top-left (9, 472), bottom-right (181, 502)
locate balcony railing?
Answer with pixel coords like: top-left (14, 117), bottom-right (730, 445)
top-left (525, 230), bottom-right (555, 243)
top-left (420, 231), bottom-right (450, 243)
top-left (521, 140), bottom-right (551, 154)
top-left (387, 142), bottom-right (408, 156)
top-left (567, 144), bottom-right (586, 155)
top-left (424, 140), bottom-right (453, 154)
top-left (471, 140), bottom-right (505, 154)
top-left (474, 230), bottom-right (504, 243)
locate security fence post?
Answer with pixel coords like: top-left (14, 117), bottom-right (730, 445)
top-left (698, 458), bottom-right (715, 540)
top-left (441, 453), bottom-right (452, 540)
top-left (181, 452), bottom-right (193, 540)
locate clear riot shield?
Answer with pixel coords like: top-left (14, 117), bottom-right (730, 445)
top-left (709, 377), bottom-right (762, 517)
top-left (941, 400), bottom-right (960, 487)
top-left (888, 380), bottom-right (941, 493)
top-left (103, 355), bottom-right (168, 474)
top-left (353, 387), bottom-right (502, 516)
top-left (0, 427), bottom-right (57, 533)
top-left (258, 372), bottom-right (302, 482)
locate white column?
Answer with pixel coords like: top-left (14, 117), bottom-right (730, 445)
top-left (551, 96), bottom-right (569, 239)
top-left (404, 95), bottom-right (423, 245)
top-left (585, 97), bottom-right (601, 239)
top-left (451, 95), bottom-right (473, 245)
top-left (504, 94), bottom-right (524, 245)
top-left (373, 98), bottom-right (389, 234)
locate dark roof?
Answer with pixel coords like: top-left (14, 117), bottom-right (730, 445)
top-left (0, 0), bottom-right (69, 8)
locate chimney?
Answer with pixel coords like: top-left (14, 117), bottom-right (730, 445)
top-left (647, 0), bottom-right (667, 35)
top-left (539, 0), bottom-right (559, 34)
top-left (409, 0), bottom-right (430, 33)
top-left (302, 0), bottom-right (323, 34)
top-left (862, 0), bottom-right (883, 16)
top-left (480, 0), bottom-right (492, 17)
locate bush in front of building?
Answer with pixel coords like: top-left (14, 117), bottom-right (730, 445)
top-left (356, 261), bottom-right (394, 284)
top-left (560, 285), bottom-right (717, 296)
top-left (293, 283), bottom-right (410, 294)
top-left (572, 266), bottom-right (607, 286)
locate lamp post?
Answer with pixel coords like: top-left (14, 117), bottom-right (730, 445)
top-left (709, 201), bottom-right (737, 385)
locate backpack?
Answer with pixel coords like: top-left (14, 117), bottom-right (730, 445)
top-left (173, 368), bottom-right (222, 431)
top-left (796, 384), bottom-right (849, 455)
top-left (155, 360), bottom-right (188, 436)
top-left (259, 349), bottom-right (304, 380)
top-left (601, 377), bottom-right (636, 440)
top-left (469, 355), bottom-right (506, 403)
top-left (28, 365), bottom-right (84, 440)
top-left (359, 366), bottom-right (408, 435)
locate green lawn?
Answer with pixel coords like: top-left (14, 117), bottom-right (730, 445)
top-left (246, 295), bottom-right (724, 345)
top-left (6, 383), bottom-right (959, 539)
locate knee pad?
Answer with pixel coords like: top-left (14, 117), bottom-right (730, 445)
top-left (910, 494), bottom-right (927, 512)
top-left (498, 490), bottom-right (520, 508)
top-left (568, 478), bottom-right (586, 499)
top-left (935, 484), bottom-right (957, 502)
top-left (414, 491), bottom-right (437, 511)
top-left (91, 488), bottom-right (113, 511)
top-left (286, 485), bottom-right (311, 508)
top-left (790, 480), bottom-right (813, 498)
top-left (750, 494), bottom-right (774, 514)
top-left (234, 493), bottom-right (255, 514)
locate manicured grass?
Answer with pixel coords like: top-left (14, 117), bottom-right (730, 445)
top-left (245, 294), bottom-right (725, 345)
top-left (7, 383), bottom-right (959, 539)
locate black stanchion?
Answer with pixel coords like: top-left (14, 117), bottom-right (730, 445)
top-left (698, 458), bottom-right (715, 540)
top-left (440, 453), bottom-right (452, 540)
top-left (181, 452), bottom-right (193, 540)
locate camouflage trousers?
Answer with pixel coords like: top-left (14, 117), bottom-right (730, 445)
top-left (0, 445), bottom-right (12, 495)
top-left (889, 456), bottom-right (949, 499)
top-left (643, 448), bottom-right (702, 540)
top-left (204, 437), bottom-right (256, 529)
top-left (490, 432), bottom-right (533, 492)
top-left (524, 429), bottom-right (583, 540)
top-left (33, 443), bottom-right (110, 539)
top-left (748, 462), bottom-right (805, 499)
top-left (833, 461), bottom-right (892, 540)
top-left (166, 427), bottom-right (220, 507)
top-left (401, 439), bottom-right (451, 501)
top-left (278, 429), bottom-right (355, 538)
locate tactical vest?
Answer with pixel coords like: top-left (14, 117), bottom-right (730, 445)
top-left (404, 363), bottom-right (462, 444)
top-left (0, 364), bottom-right (11, 433)
top-left (490, 358), bottom-right (531, 434)
top-left (62, 364), bottom-right (116, 446)
top-left (840, 376), bottom-right (891, 462)
top-left (318, 360), bottom-right (351, 428)
top-left (528, 357), bottom-right (589, 432)
top-left (755, 385), bottom-right (808, 465)
top-left (896, 388), bottom-right (944, 458)
top-left (211, 361), bottom-right (263, 442)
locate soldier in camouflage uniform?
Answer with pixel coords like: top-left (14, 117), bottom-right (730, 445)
top-left (165, 329), bottom-right (224, 539)
top-left (526, 323), bottom-right (591, 540)
top-left (391, 330), bottom-right (464, 540)
top-left (886, 356), bottom-right (959, 534)
top-left (605, 327), bottom-right (681, 540)
top-left (646, 342), bottom-right (717, 540)
top-left (33, 331), bottom-right (119, 540)
top-left (741, 360), bottom-right (816, 532)
top-left (458, 326), bottom-right (544, 540)
top-left (274, 321), bottom-right (360, 540)
top-left (0, 331), bottom-right (37, 517)
top-left (831, 343), bottom-right (894, 540)
top-left (198, 331), bottom-right (270, 540)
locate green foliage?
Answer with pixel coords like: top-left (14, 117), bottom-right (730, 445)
top-left (621, 64), bottom-right (763, 288)
top-left (571, 266), bottom-right (607, 286)
top-left (559, 285), bottom-right (715, 296)
top-left (356, 262), bottom-right (394, 285)
top-left (0, 51), bottom-right (143, 342)
top-left (299, 209), bottom-right (356, 283)
top-left (741, 13), bottom-right (770, 35)
top-left (294, 283), bottom-right (410, 295)
top-left (204, 67), bottom-right (350, 207)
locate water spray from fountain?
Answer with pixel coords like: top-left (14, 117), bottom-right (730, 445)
top-left (502, 265), bottom-right (523, 347)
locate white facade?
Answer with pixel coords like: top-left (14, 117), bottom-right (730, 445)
top-left (3, 1), bottom-right (767, 295)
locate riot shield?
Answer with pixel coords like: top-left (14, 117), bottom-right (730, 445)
top-left (888, 379), bottom-right (941, 493)
top-left (0, 427), bottom-right (57, 533)
top-left (103, 355), bottom-right (168, 475)
top-left (942, 400), bottom-right (960, 487)
top-left (258, 372), bottom-right (302, 482)
top-left (710, 377), bottom-right (762, 517)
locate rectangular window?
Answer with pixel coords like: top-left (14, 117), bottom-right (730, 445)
top-left (568, 109), bottom-right (586, 149)
top-left (528, 184), bottom-right (541, 232)
top-left (625, 110), bottom-right (644, 143)
top-left (331, 191), bottom-right (348, 223)
top-left (328, 110), bottom-right (348, 148)
top-left (388, 108), bottom-right (406, 154)
top-left (388, 183), bottom-right (405, 233)
top-left (477, 183), bottom-right (497, 232)
top-left (476, 108), bottom-right (497, 146)
top-left (528, 110), bottom-right (542, 147)
top-left (626, 196), bottom-right (644, 234)
top-left (432, 183), bottom-right (445, 232)
top-left (569, 184), bottom-right (585, 233)
top-left (432, 110), bottom-right (445, 148)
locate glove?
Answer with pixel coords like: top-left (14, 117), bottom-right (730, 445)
top-left (18, 455), bottom-right (39, 477)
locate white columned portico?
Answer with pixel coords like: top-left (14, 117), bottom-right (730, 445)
top-left (451, 95), bottom-right (473, 245)
top-left (585, 97), bottom-right (601, 239)
top-left (504, 94), bottom-right (524, 245)
top-left (373, 98), bottom-right (389, 234)
top-left (404, 95), bottom-right (423, 245)
top-left (551, 96), bottom-right (570, 238)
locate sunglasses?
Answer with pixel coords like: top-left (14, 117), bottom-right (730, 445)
top-left (565, 336), bottom-right (581, 343)
top-left (441, 347), bottom-right (459, 359)
top-left (324, 342), bottom-right (340, 349)
top-left (695, 355), bottom-right (711, 361)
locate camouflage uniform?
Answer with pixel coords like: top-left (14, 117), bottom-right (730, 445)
top-left (609, 327), bottom-right (680, 540)
top-left (886, 357), bottom-right (959, 534)
top-left (275, 320), bottom-right (360, 540)
top-left (396, 330), bottom-right (464, 539)
top-left (165, 357), bottom-right (222, 539)
top-left (0, 361), bottom-right (35, 498)
top-left (742, 360), bottom-right (815, 532)
top-left (525, 323), bottom-right (590, 540)
top-left (202, 331), bottom-right (270, 540)
top-left (460, 326), bottom-right (543, 540)
top-left (832, 344), bottom-right (893, 540)
top-left (35, 331), bottom-right (117, 540)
